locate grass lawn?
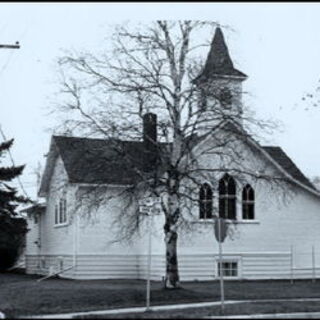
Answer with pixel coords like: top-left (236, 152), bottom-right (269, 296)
top-left (2, 272), bottom-right (320, 318)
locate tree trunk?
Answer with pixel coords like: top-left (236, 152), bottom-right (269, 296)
top-left (164, 224), bottom-right (180, 288)
top-left (164, 192), bottom-right (180, 289)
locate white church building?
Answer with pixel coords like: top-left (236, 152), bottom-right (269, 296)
top-left (25, 27), bottom-right (320, 281)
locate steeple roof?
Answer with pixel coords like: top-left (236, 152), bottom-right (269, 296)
top-left (194, 27), bottom-right (247, 83)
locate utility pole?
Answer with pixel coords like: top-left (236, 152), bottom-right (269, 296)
top-left (0, 40), bottom-right (24, 197)
top-left (214, 217), bottom-right (228, 315)
top-left (0, 41), bottom-right (20, 49)
top-left (146, 210), bottom-right (153, 311)
top-left (218, 218), bottom-right (225, 315)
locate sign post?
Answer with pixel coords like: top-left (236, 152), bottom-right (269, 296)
top-left (218, 218), bottom-right (224, 314)
top-left (214, 217), bottom-right (228, 315)
top-left (312, 245), bottom-right (316, 283)
top-left (146, 211), bottom-right (152, 311)
top-left (139, 196), bottom-right (161, 312)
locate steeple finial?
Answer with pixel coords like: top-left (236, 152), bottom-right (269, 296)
top-left (194, 27), bottom-right (247, 83)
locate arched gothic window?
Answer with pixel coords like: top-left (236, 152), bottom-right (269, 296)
top-left (242, 184), bottom-right (255, 220)
top-left (199, 183), bottom-right (213, 219)
top-left (219, 174), bottom-right (236, 220)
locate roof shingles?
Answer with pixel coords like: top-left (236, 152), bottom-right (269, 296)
top-left (54, 136), bottom-right (145, 185)
top-left (51, 135), bottom-right (316, 192)
top-left (194, 27), bottom-right (247, 83)
top-left (262, 146), bottom-right (316, 190)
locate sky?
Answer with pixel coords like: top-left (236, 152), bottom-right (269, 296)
top-left (0, 2), bottom-right (320, 199)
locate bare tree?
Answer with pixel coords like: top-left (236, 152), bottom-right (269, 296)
top-left (53, 21), bottom-right (285, 288)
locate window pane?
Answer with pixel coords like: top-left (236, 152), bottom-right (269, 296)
top-left (61, 201), bottom-right (64, 223)
top-left (219, 198), bottom-right (226, 219)
top-left (218, 262), bottom-right (238, 277)
top-left (59, 200), bottom-right (63, 223)
top-left (242, 187), bottom-right (248, 202)
top-left (219, 175), bottom-right (236, 219)
top-left (200, 186), bottom-right (205, 200)
top-left (242, 203), bottom-right (248, 219)
top-left (199, 201), bottom-right (205, 219)
top-left (55, 205), bottom-right (58, 224)
top-left (242, 185), bottom-right (255, 220)
top-left (243, 185), bottom-right (254, 201)
top-left (219, 178), bottom-right (227, 195)
top-left (228, 198), bottom-right (236, 220)
top-left (227, 178), bottom-right (236, 195)
top-left (248, 187), bottom-right (254, 201)
top-left (205, 200), bottom-right (213, 219)
top-left (63, 199), bottom-right (67, 223)
top-left (199, 184), bottom-right (212, 219)
top-left (243, 202), bottom-right (254, 220)
top-left (248, 203), bottom-right (254, 220)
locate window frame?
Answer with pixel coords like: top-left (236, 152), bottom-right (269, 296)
top-left (54, 197), bottom-right (68, 227)
top-left (219, 174), bottom-right (237, 220)
top-left (55, 204), bottom-right (59, 225)
top-left (217, 260), bottom-right (239, 278)
top-left (199, 183), bottom-right (213, 220)
top-left (242, 184), bottom-right (255, 220)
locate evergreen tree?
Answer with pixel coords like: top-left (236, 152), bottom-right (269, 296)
top-left (0, 138), bottom-right (29, 271)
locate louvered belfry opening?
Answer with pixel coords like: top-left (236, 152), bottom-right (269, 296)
top-left (143, 113), bottom-right (158, 172)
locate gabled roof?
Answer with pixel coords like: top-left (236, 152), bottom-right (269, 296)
top-left (39, 130), bottom-right (317, 197)
top-left (39, 135), bottom-right (171, 196)
top-left (262, 146), bottom-right (316, 191)
top-left (53, 135), bottom-right (145, 185)
top-left (20, 202), bottom-right (46, 215)
top-left (194, 27), bottom-right (247, 83)
top-left (193, 119), bottom-right (320, 196)
top-left (203, 120), bottom-right (318, 193)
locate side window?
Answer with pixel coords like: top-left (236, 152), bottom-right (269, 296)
top-left (219, 174), bottom-right (236, 220)
top-left (55, 204), bottom-right (59, 225)
top-left (59, 199), bottom-right (63, 224)
top-left (199, 183), bottom-right (213, 219)
top-left (242, 184), bottom-right (255, 220)
top-left (55, 198), bottom-right (68, 225)
top-left (217, 261), bottom-right (238, 277)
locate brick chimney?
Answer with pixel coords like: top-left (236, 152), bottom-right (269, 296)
top-left (143, 113), bottom-right (157, 172)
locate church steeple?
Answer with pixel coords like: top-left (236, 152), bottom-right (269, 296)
top-left (194, 27), bottom-right (247, 135)
top-left (194, 27), bottom-right (247, 83)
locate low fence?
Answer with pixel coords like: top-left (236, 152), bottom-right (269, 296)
top-left (290, 245), bottom-right (319, 282)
